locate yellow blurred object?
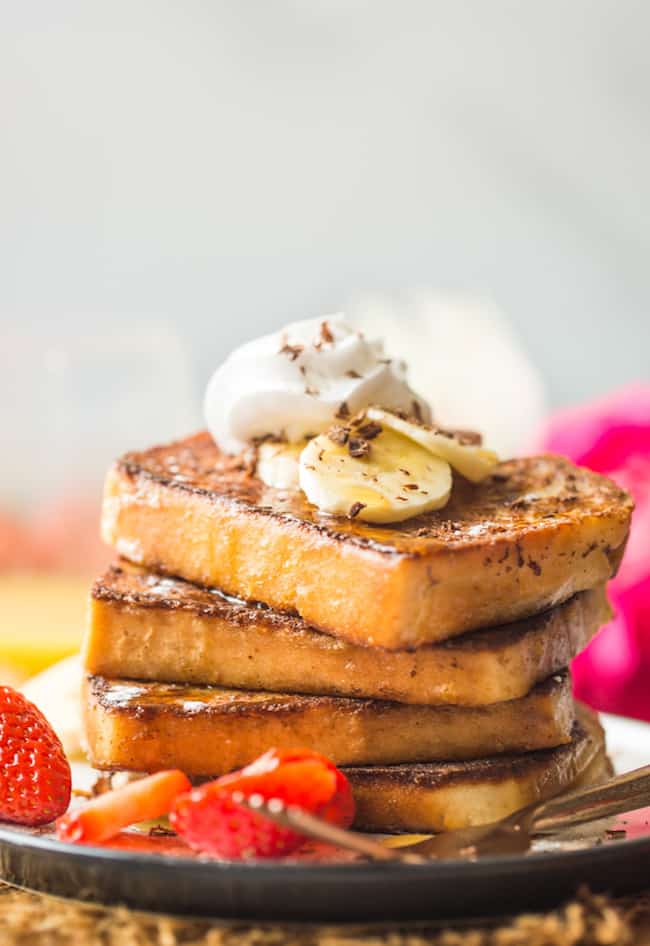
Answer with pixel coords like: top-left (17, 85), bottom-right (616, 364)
top-left (0, 572), bottom-right (88, 681)
top-left (382, 834), bottom-right (432, 848)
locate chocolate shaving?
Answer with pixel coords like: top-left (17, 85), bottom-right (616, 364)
top-left (336, 401), bottom-right (350, 419)
top-left (328, 425), bottom-right (350, 446)
top-left (348, 501), bottom-right (366, 519)
top-left (348, 437), bottom-right (370, 458)
top-left (436, 427), bottom-right (482, 446)
top-left (411, 400), bottom-right (423, 423)
top-left (320, 320), bottom-right (334, 344)
top-left (403, 483), bottom-right (419, 490)
top-left (278, 343), bottom-right (304, 361)
top-left (305, 385), bottom-right (320, 396)
top-left (251, 432), bottom-right (285, 445)
top-left (399, 468), bottom-right (411, 476)
top-left (345, 369), bottom-right (361, 379)
top-left (357, 421), bottom-right (382, 440)
top-left (148, 824), bottom-right (176, 837)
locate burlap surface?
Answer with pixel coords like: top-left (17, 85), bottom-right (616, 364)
top-left (2, 883), bottom-right (650, 946)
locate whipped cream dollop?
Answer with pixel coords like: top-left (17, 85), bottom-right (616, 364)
top-left (204, 316), bottom-right (431, 454)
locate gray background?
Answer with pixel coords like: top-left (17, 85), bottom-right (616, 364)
top-left (2, 0), bottom-right (649, 408)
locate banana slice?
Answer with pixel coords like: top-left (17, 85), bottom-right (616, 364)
top-left (256, 442), bottom-right (304, 489)
top-left (258, 409), bottom-right (497, 523)
top-left (365, 408), bottom-right (498, 483)
top-left (299, 426), bottom-right (452, 524)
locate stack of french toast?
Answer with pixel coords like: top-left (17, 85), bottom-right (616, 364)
top-left (82, 428), bottom-right (633, 833)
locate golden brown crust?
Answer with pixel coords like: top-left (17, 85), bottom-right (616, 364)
top-left (91, 563), bottom-right (294, 626)
top-left (82, 672), bottom-right (575, 775)
top-left (101, 433), bottom-right (632, 647)
top-left (85, 563), bottom-right (610, 706)
top-left (347, 717), bottom-right (600, 790)
top-left (347, 710), bottom-right (606, 832)
top-left (112, 432), bottom-right (631, 556)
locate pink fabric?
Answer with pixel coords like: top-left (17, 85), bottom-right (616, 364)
top-left (539, 384), bottom-right (650, 721)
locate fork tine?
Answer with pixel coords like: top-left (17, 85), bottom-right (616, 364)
top-left (234, 794), bottom-right (423, 862)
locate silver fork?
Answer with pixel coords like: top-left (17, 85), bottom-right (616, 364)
top-left (233, 763), bottom-right (650, 862)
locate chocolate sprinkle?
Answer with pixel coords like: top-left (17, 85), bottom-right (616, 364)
top-left (436, 427), bottom-right (482, 446)
top-left (348, 437), bottom-right (371, 458)
top-left (320, 320), bottom-right (334, 344)
top-left (348, 501), bottom-right (366, 519)
top-left (148, 825), bottom-right (176, 838)
top-left (357, 421), bottom-right (382, 440)
top-left (328, 425), bottom-right (350, 446)
top-left (278, 343), bottom-right (304, 361)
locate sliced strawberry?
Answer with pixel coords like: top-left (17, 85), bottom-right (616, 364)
top-left (170, 748), bottom-right (355, 859)
top-left (0, 686), bottom-right (71, 826)
top-left (57, 770), bottom-right (192, 844)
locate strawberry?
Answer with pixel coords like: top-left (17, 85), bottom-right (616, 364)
top-left (57, 770), bottom-right (192, 844)
top-left (170, 748), bottom-right (355, 859)
top-left (0, 686), bottom-right (71, 826)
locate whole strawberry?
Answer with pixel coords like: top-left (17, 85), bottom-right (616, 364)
top-left (0, 686), bottom-right (71, 826)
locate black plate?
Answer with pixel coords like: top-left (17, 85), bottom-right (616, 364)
top-left (1, 824), bottom-right (650, 922)
top-left (3, 714), bottom-right (649, 922)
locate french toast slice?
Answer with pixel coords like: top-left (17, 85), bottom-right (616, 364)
top-left (83, 672), bottom-right (574, 775)
top-left (348, 710), bottom-right (607, 832)
top-left (86, 564), bottom-right (610, 706)
top-left (101, 433), bottom-right (632, 649)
